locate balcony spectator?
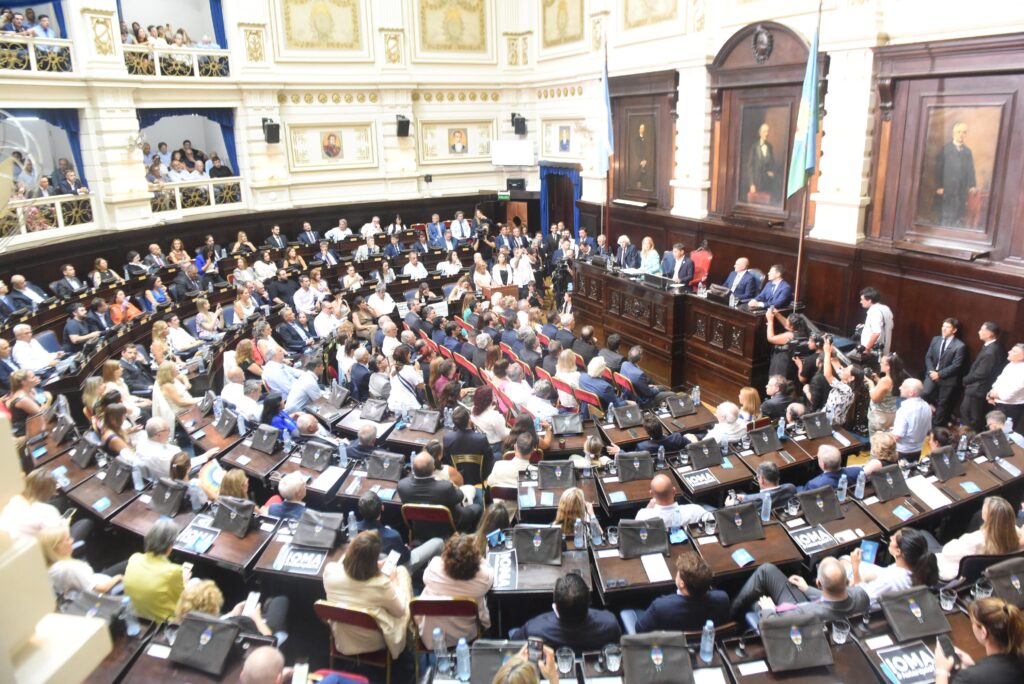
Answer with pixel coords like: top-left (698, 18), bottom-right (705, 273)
top-left (208, 155), bottom-right (233, 177)
top-left (178, 139), bottom-right (206, 165)
top-left (27, 176), bottom-right (56, 198)
top-left (57, 170), bottom-right (88, 195)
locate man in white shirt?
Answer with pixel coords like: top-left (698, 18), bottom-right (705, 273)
top-left (136, 416), bottom-right (219, 478)
top-left (636, 473), bottom-right (707, 527)
top-left (858, 287), bottom-right (894, 356)
top-left (987, 343), bottom-right (1024, 430)
top-left (892, 378), bottom-right (932, 461)
top-left (502, 363), bottom-right (533, 407)
top-left (381, 321), bottom-right (400, 361)
top-left (367, 283), bottom-right (396, 318)
top-left (402, 252), bottom-right (428, 280)
top-left (487, 433), bottom-right (536, 490)
top-left (167, 314), bottom-right (203, 355)
top-left (166, 160), bottom-right (191, 183)
top-left (325, 218), bottom-right (352, 242)
top-left (292, 275), bottom-right (322, 316)
top-left (313, 297), bottom-right (343, 338)
top-left (360, 216), bottom-right (383, 239)
top-left (234, 380), bottom-right (264, 422)
top-left (450, 211), bottom-right (472, 243)
top-left (9, 275), bottom-right (47, 309)
top-left (263, 346), bottom-right (302, 395)
top-left (12, 324), bottom-right (61, 372)
top-left (523, 380), bottom-right (559, 420)
top-left (354, 235), bottom-right (379, 261)
top-left (156, 142), bottom-right (172, 169)
top-left (221, 367), bottom-right (246, 407)
top-left (285, 357), bottom-right (325, 412)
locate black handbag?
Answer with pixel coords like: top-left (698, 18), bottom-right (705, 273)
top-left (801, 411), bottom-right (833, 439)
top-left (748, 425), bottom-right (783, 455)
top-left (550, 413), bottom-right (583, 435)
top-left (713, 503), bottom-right (765, 546)
top-left (62, 590), bottom-right (126, 628)
top-left (292, 509), bottom-right (345, 549)
top-left (796, 485), bottom-right (843, 525)
top-left (105, 457), bottom-right (133, 494)
top-left (610, 404), bottom-right (643, 429)
top-left (618, 518), bottom-right (669, 560)
top-left (616, 451), bottom-right (654, 483)
top-left (148, 477), bottom-right (187, 517)
top-left (664, 395), bottom-right (697, 418)
top-left (879, 586), bottom-right (950, 642)
top-left (869, 464), bottom-right (912, 502)
top-left (688, 439), bottom-right (724, 469)
top-left (621, 632), bottom-right (693, 683)
top-left (300, 442), bottom-right (333, 472)
top-left (511, 526), bottom-right (563, 565)
top-left (249, 425), bottom-right (279, 454)
top-left (51, 414), bottom-right (76, 445)
top-left (760, 612), bottom-right (833, 672)
top-left (197, 390), bottom-right (216, 416)
top-left (538, 460), bottom-right (575, 488)
top-left (69, 442), bottom-right (98, 469)
top-left (928, 446), bottom-right (966, 482)
top-left (328, 382), bottom-right (350, 408)
top-left (168, 612), bottom-right (241, 676)
top-left (367, 450), bottom-right (404, 481)
top-left (977, 429), bottom-right (1013, 460)
top-left (211, 496), bottom-right (256, 538)
top-left (408, 409), bottom-right (441, 433)
top-left (212, 407), bottom-right (238, 437)
top-left (361, 398), bottom-right (389, 422)
top-left (984, 557), bottom-right (1024, 607)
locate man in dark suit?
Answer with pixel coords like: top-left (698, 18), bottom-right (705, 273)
top-left (554, 314), bottom-right (576, 351)
top-left (441, 323), bottom-right (462, 355)
top-left (172, 265), bottom-right (205, 299)
top-left (510, 573), bottom-right (622, 652)
top-left (748, 265), bottom-right (793, 310)
top-left (53, 264), bottom-right (87, 300)
top-left (636, 414), bottom-right (688, 454)
top-left (614, 236), bottom-right (640, 269)
top-left (8, 275), bottom-right (49, 311)
top-left (731, 461), bottom-right (797, 510)
top-left (572, 326), bottom-right (599, 365)
top-left (594, 234), bottom-right (611, 258)
top-left (798, 445), bottom-right (862, 492)
top-left (0, 339), bottom-right (21, 393)
top-left (275, 308), bottom-right (314, 353)
top-left (494, 224), bottom-right (514, 253)
top-left (961, 321), bottom-right (1006, 431)
top-left (470, 333), bottom-right (490, 371)
top-left (576, 227), bottom-right (598, 254)
top-left (348, 424), bottom-right (379, 461)
top-left (580, 357), bottom-right (629, 412)
top-left (620, 345), bottom-right (675, 408)
top-left (746, 123), bottom-right (778, 203)
top-left (598, 333), bottom-right (625, 373)
top-left (660, 243), bottom-right (695, 287)
top-left (761, 375), bottom-right (795, 421)
top-left (934, 121), bottom-right (976, 227)
top-left (382, 235), bottom-right (403, 259)
top-left (296, 221), bottom-right (321, 245)
top-left (349, 349), bottom-right (373, 403)
top-left (499, 324), bottom-right (520, 354)
top-left (119, 344), bottom-right (153, 395)
top-left (56, 170), bottom-right (87, 196)
top-left (265, 224), bottom-right (288, 249)
top-left (411, 233), bottom-right (430, 254)
top-left (541, 340), bottom-right (561, 377)
top-left (722, 257), bottom-right (758, 302)
top-left (624, 551), bottom-right (730, 634)
top-left (540, 312), bottom-right (559, 340)
top-left (0, 281), bottom-right (19, 322)
top-left (923, 317), bottom-right (967, 426)
top-left (397, 452), bottom-right (483, 540)
top-left (519, 333), bottom-right (542, 370)
top-left (442, 407), bottom-right (493, 485)
top-left (85, 298), bottom-right (113, 333)
top-left (144, 243), bottom-right (169, 270)
top-left (403, 301), bottom-right (424, 336)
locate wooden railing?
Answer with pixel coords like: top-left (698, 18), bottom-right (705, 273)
top-left (149, 176), bottom-right (244, 214)
top-left (0, 34), bottom-right (73, 73)
top-left (122, 44), bottom-right (229, 78)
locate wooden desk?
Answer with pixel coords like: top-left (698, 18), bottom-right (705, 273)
top-left (720, 636), bottom-right (878, 684)
top-left (336, 408), bottom-right (397, 441)
top-left (188, 422), bottom-right (244, 454)
top-left (487, 548), bottom-right (592, 595)
top-left (23, 420), bottom-right (76, 468)
top-left (595, 466), bottom-right (681, 513)
top-left (775, 501), bottom-right (884, 563)
top-left (598, 421), bottom-right (649, 448)
top-left (119, 627), bottom-right (244, 684)
top-left (175, 404), bottom-right (216, 435)
top-left (45, 444), bottom-right (100, 492)
top-left (305, 399), bottom-right (353, 428)
top-left (111, 494), bottom-right (197, 538)
top-left (253, 525), bottom-right (347, 582)
top-left (573, 261), bottom-right (689, 387)
top-left (386, 425), bottom-right (450, 450)
top-left (674, 455), bottom-right (755, 504)
top-left (269, 458), bottom-right (350, 501)
top-left (66, 473), bottom-right (146, 522)
top-left (690, 522), bottom-right (803, 580)
top-left (655, 404), bottom-right (718, 435)
top-left (543, 425), bottom-right (601, 459)
top-left (855, 607), bottom-right (982, 681)
top-left (735, 443), bottom-right (814, 474)
top-left (172, 512), bottom-right (279, 573)
top-left (83, 620), bottom-right (156, 684)
top-left (516, 474), bottom-right (600, 524)
top-left (591, 540), bottom-right (690, 604)
top-left (220, 440), bottom-right (290, 480)
top-left (855, 489), bottom-right (935, 533)
top-left (581, 646), bottom-right (730, 683)
top-left (334, 466), bottom-right (401, 510)
top-left (788, 428), bottom-right (862, 462)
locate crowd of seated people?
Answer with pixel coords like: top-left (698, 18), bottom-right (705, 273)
top-left (3, 152), bottom-right (89, 222)
top-left (143, 137), bottom-right (235, 185)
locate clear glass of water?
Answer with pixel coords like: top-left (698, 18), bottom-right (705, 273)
top-left (504, 530), bottom-right (515, 550)
top-left (556, 648), bottom-right (574, 675)
top-left (608, 462), bottom-right (618, 476)
top-left (703, 514), bottom-right (717, 536)
top-left (607, 526), bottom-right (618, 546)
top-left (974, 580), bottom-right (993, 599)
top-left (529, 468), bottom-right (538, 481)
top-left (786, 498), bottom-right (801, 517)
top-left (603, 644), bottom-right (622, 673)
top-left (940, 589), bottom-right (957, 611)
top-left (831, 619), bottom-right (851, 645)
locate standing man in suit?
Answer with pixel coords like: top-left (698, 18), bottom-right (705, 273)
top-left (8, 275), bottom-right (48, 311)
top-left (660, 243), bottom-right (694, 287)
top-left (53, 264), bottom-right (87, 299)
top-left (722, 258), bottom-right (758, 303)
top-left (748, 265), bottom-right (793, 310)
top-left (296, 221), bottom-right (320, 245)
top-left (746, 123), bottom-right (778, 204)
top-left (426, 213), bottom-right (445, 248)
top-left (494, 224), bottom-right (514, 252)
top-left (922, 318), bottom-right (967, 427)
top-left (614, 236), bottom-right (640, 269)
top-left (934, 122), bottom-right (977, 227)
top-left (450, 211), bottom-right (472, 243)
top-left (576, 227), bottom-right (597, 254)
top-left (265, 224), bottom-right (288, 249)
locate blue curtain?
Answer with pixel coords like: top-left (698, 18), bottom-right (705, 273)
top-left (4, 108), bottom-right (86, 185)
top-left (137, 108), bottom-right (237, 171)
top-left (114, 0), bottom-right (123, 21)
top-left (49, 1), bottom-right (67, 39)
top-left (209, 0), bottom-right (227, 48)
top-left (539, 164), bottom-right (582, 238)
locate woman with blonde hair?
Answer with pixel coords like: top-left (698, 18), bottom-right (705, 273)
top-left (233, 286), bottom-right (256, 321)
top-left (194, 297), bottom-right (224, 342)
top-left (934, 597), bottom-right (1024, 682)
top-left (553, 487), bottom-right (600, 536)
top-left (448, 275), bottom-right (472, 303)
top-left (493, 646), bottom-right (560, 684)
top-left (229, 230), bottom-right (256, 255)
top-left (933, 496), bottom-right (1024, 581)
top-left (153, 361), bottom-right (197, 422)
top-left (472, 260), bottom-right (492, 290)
top-left (219, 468), bottom-right (250, 500)
top-left (234, 339), bottom-right (263, 380)
top-left (102, 359), bottom-right (150, 418)
top-left (863, 431), bottom-right (898, 476)
top-left (174, 578), bottom-right (289, 638)
top-left (554, 348), bottom-right (581, 409)
top-left (0, 470), bottom-right (87, 541)
top-left (81, 375), bottom-right (106, 428)
top-left (309, 267), bottom-right (330, 295)
top-left (232, 256), bottom-right (256, 285)
top-left (149, 320), bottom-right (179, 367)
top-left (38, 521), bottom-right (124, 595)
top-left (639, 236), bottom-right (661, 274)
top-left (4, 369), bottom-right (47, 438)
top-left (738, 386), bottom-right (762, 423)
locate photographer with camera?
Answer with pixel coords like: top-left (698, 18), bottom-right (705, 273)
top-left (817, 334), bottom-right (866, 427)
top-left (765, 308), bottom-right (813, 383)
top-left (857, 287), bottom-right (894, 358)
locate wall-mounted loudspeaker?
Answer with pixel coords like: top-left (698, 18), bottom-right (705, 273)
top-left (396, 115), bottom-right (410, 137)
top-left (262, 118), bottom-right (280, 144)
top-left (512, 115), bottom-right (527, 136)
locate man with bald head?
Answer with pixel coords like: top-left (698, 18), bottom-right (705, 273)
top-left (730, 556), bottom-right (870, 621)
top-left (799, 444), bottom-right (862, 492)
top-left (636, 473), bottom-right (707, 527)
top-left (8, 275), bottom-right (48, 311)
top-left (723, 257), bottom-right (757, 302)
top-left (397, 451), bottom-right (483, 540)
top-left (893, 377), bottom-right (932, 461)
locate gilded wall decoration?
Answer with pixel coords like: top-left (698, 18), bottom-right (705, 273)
top-left (507, 36), bottom-right (519, 65)
top-left (691, 0), bottom-right (705, 32)
top-left (244, 28), bottom-right (266, 62)
top-left (592, 17), bottom-right (603, 51)
top-left (418, 120), bottom-right (495, 164)
top-left (90, 16), bottom-right (114, 56)
top-left (277, 91), bottom-right (378, 105)
top-left (542, 119), bottom-right (584, 159)
top-left (623, 0), bottom-right (678, 30)
top-left (413, 0), bottom-right (492, 62)
top-left (383, 32), bottom-right (402, 64)
top-left (537, 85), bottom-right (584, 100)
top-left (281, 0), bottom-right (362, 50)
top-left (286, 122), bottom-right (377, 172)
top-left (541, 0), bottom-right (584, 49)
top-left (411, 90), bottom-right (495, 102)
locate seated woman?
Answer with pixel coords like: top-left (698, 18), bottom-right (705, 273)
top-left (108, 289), bottom-right (142, 325)
top-left (639, 237), bottom-right (661, 275)
top-left (439, 252), bottom-right (462, 277)
top-left (234, 339), bottom-right (263, 381)
top-left (372, 260), bottom-right (396, 285)
top-left (323, 530), bottom-right (412, 664)
top-left (862, 431), bottom-right (898, 476)
top-left (144, 276), bottom-right (172, 311)
top-left (167, 238), bottom-right (192, 267)
top-left (842, 527), bottom-right (938, 607)
top-left (218, 468), bottom-right (251, 502)
top-left (387, 345), bottom-right (423, 415)
top-left (553, 487), bottom-right (600, 536)
top-left (252, 249), bottom-right (278, 281)
top-left (281, 246), bottom-right (306, 273)
top-left (98, 403), bottom-right (134, 458)
top-left (194, 298), bottom-right (225, 342)
top-left (4, 369), bottom-right (48, 438)
top-left (233, 287), bottom-right (257, 321)
top-left (166, 313), bottom-right (203, 356)
top-left (89, 257), bottom-right (126, 288)
top-left (152, 361), bottom-right (199, 422)
top-left (101, 359), bottom-right (150, 420)
top-left (501, 414), bottom-right (553, 455)
top-left (569, 435), bottom-right (618, 470)
top-left (260, 392), bottom-right (297, 440)
top-left (169, 451), bottom-right (209, 511)
top-left (123, 518), bottom-right (189, 622)
top-left (934, 496), bottom-right (1024, 582)
top-left (738, 386), bottom-right (762, 423)
top-left (0, 470), bottom-right (90, 542)
top-left (448, 275), bottom-right (472, 304)
top-left (554, 348), bottom-right (581, 410)
top-left (196, 247), bottom-right (220, 280)
top-left (309, 267), bottom-right (331, 296)
top-left (415, 281), bottom-right (437, 305)
top-left (229, 231), bottom-right (256, 256)
top-left (174, 578), bottom-right (289, 641)
top-left (473, 503), bottom-right (511, 555)
top-left (149, 321), bottom-right (180, 367)
top-left (232, 256), bottom-right (257, 286)
top-left (38, 520), bottom-right (124, 595)
top-left (418, 533), bottom-right (494, 650)
top-left (934, 597), bottom-right (1024, 684)
top-left (471, 387), bottom-right (510, 460)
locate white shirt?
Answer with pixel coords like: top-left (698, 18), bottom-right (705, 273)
top-left (860, 562), bottom-right (912, 606)
top-left (488, 457), bottom-right (533, 488)
top-left (706, 419), bottom-right (747, 444)
top-left (991, 361), bottom-right (1024, 405)
top-left (892, 396), bottom-right (932, 453)
top-left (636, 502), bottom-right (706, 527)
top-left (450, 219), bottom-right (472, 240)
top-left (314, 310), bottom-right (342, 338)
top-left (253, 260), bottom-right (277, 280)
top-left (325, 226), bottom-right (352, 241)
top-left (285, 370), bottom-right (322, 412)
top-left (439, 262), bottom-right (461, 276)
top-left (168, 326), bottom-right (198, 353)
top-left (12, 339), bottom-right (56, 372)
top-left (16, 286), bottom-right (44, 304)
top-left (0, 495), bottom-right (61, 539)
top-left (503, 380), bottom-right (533, 407)
top-left (471, 408), bottom-right (510, 445)
top-left (382, 335), bottom-right (400, 360)
top-left (403, 262), bottom-right (428, 280)
top-left (367, 292), bottom-right (396, 316)
top-left (221, 381), bottom-right (245, 407)
top-left (862, 303), bottom-right (894, 354)
top-left (388, 365), bottom-right (422, 413)
top-left (523, 396), bottom-right (558, 419)
top-left (512, 256), bottom-right (535, 288)
top-left (360, 223), bottom-right (382, 239)
top-left (263, 360), bottom-right (301, 395)
top-left (473, 270), bottom-right (493, 289)
top-left (135, 438), bottom-right (180, 479)
top-left (293, 287), bottom-right (322, 315)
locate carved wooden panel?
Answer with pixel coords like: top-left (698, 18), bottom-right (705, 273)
top-left (623, 296), bottom-right (651, 326)
top-left (693, 313), bottom-right (707, 341)
top-left (653, 305), bottom-right (666, 332)
top-left (609, 291), bottom-right (621, 315)
top-left (728, 325), bottom-right (744, 354)
top-left (710, 318), bottom-right (725, 348)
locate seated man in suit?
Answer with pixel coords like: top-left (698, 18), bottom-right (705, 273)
top-left (442, 407), bottom-right (493, 486)
top-left (798, 445), bottom-right (861, 492)
top-left (519, 333), bottom-right (542, 370)
top-left (8, 274), bottom-right (49, 311)
top-left (295, 221), bottom-right (321, 245)
top-left (540, 340), bottom-right (560, 378)
top-left (728, 461), bottom-right (796, 510)
top-left (729, 557), bottom-right (870, 622)
top-left (722, 257), bottom-right (758, 303)
top-left (119, 344), bottom-right (153, 395)
top-left (265, 224), bottom-right (288, 249)
top-left (0, 339), bottom-right (21, 393)
top-left (748, 264), bottom-right (793, 310)
top-left (275, 307), bottom-right (316, 353)
top-left (540, 312), bottom-right (559, 340)
top-left (622, 551), bottom-right (730, 634)
top-left (53, 264), bottom-right (87, 300)
top-left (56, 169), bottom-right (88, 195)
top-left (440, 323), bottom-right (462, 356)
top-left (172, 264), bottom-right (205, 299)
top-left (660, 243), bottom-right (695, 287)
top-left (614, 235), bottom-right (640, 269)
top-left (571, 326), bottom-right (599, 365)
top-left (411, 232), bottom-right (431, 254)
top-left (553, 313), bottom-right (576, 351)
top-left (598, 333), bottom-right (625, 373)
top-left (620, 345), bottom-right (675, 408)
top-left (761, 374), bottom-right (795, 421)
top-left (510, 573), bottom-right (622, 652)
top-left (636, 414), bottom-right (688, 454)
top-left (347, 424), bottom-right (379, 461)
top-left (397, 452), bottom-right (483, 540)
top-left (85, 298), bottom-right (113, 333)
top-left (382, 234), bottom-right (403, 259)
top-left (349, 347), bottom-right (374, 402)
top-left (579, 356), bottom-right (629, 413)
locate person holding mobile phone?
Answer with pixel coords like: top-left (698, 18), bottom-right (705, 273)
top-left (842, 527), bottom-right (938, 608)
top-left (492, 643), bottom-right (560, 683)
top-left (417, 534), bottom-right (494, 651)
top-left (934, 597), bottom-right (1024, 683)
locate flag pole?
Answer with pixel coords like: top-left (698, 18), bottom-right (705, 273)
top-left (793, 179), bottom-right (809, 306)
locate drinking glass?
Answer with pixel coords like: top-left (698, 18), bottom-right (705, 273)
top-left (606, 526), bottom-right (619, 546)
top-left (831, 619), bottom-right (851, 645)
top-left (603, 644), bottom-right (622, 673)
top-left (608, 461), bottom-right (618, 476)
top-left (726, 489), bottom-right (737, 504)
top-left (529, 468), bottom-right (538, 481)
top-left (703, 514), bottom-right (717, 536)
top-left (503, 531), bottom-right (515, 551)
top-left (556, 648), bottom-right (574, 675)
top-left (786, 498), bottom-right (801, 517)
top-left (939, 589), bottom-right (957, 611)
top-left (974, 580), bottom-right (993, 599)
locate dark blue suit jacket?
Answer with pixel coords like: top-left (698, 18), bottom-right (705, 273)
top-left (577, 237), bottom-right (597, 252)
top-left (723, 271), bottom-right (758, 302)
top-left (383, 243), bottom-right (403, 258)
top-left (9, 283), bottom-right (48, 310)
top-left (275, 322), bottom-right (309, 353)
top-left (615, 245), bottom-right (640, 269)
top-left (637, 431), bottom-right (688, 454)
top-left (296, 230), bottom-right (321, 244)
top-left (426, 223), bottom-right (445, 247)
top-left (799, 467), bottom-right (862, 492)
top-left (753, 279), bottom-right (793, 308)
top-left (412, 240), bottom-right (430, 253)
top-left (495, 235), bottom-right (515, 252)
top-left (359, 520), bottom-right (411, 566)
top-left (350, 363), bottom-right (371, 402)
top-left (635, 589), bottom-right (731, 633)
top-left (0, 358), bottom-right (20, 393)
top-left (742, 482), bottom-right (798, 509)
top-left (510, 609), bottom-right (622, 652)
top-left (540, 323), bottom-right (558, 340)
top-left (620, 361), bottom-right (657, 400)
top-left (580, 373), bottom-right (626, 410)
top-left (660, 253), bottom-right (695, 284)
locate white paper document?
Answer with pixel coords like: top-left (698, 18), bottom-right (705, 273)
top-left (906, 475), bottom-right (952, 510)
top-left (737, 660), bottom-right (769, 676)
top-left (641, 553), bottom-right (672, 582)
top-left (311, 466), bottom-right (344, 491)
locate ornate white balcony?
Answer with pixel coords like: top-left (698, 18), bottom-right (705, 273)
top-left (0, 34), bottom-right (73, 73)
top-left (148, 176), bottom-right (244, 215)
top-left (122, 44), bottom-right (230, 78)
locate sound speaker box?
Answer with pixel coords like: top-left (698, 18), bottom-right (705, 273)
top-left (396, 116), bottom-right (410, 137)
top-left (264, 123), bottom-right (280, 144)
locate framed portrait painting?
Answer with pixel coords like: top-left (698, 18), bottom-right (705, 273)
top-left (418, 120), bottom-right (495, 164)
top-left (736, 103), bottom-right (791, 209)
top-left (285, 122), bottom-right (377, 171)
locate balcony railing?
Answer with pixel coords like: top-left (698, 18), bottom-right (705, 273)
top-left (0, 34), bottom-right (73, 73)
top-left (123, 44), bottom-right (230, 78)
top-left (149, 176), bottom-right (244, 214)
top-left (0, 193), bottom-right (94, 239)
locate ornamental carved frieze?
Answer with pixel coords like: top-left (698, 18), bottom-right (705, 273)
top-left (587, 277), bottom-right (600, 301)
top-left (653, 306), bottom-right (666, 332)
top-left (710, 319), bottom-right (725, 348)
top-left (623, 296), bottom-right (650, 325)
top-left (608, 291), bottom-right (621, 315)
top-left (728, 326), bottom-right (744, 354)
top-left (693, 314), bottom-right (706, 341)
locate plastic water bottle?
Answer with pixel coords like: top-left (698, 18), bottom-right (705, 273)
top-left (347, 511), bottom-right (358, 540)
top-left (131, 462), bottom-right (144, 491)
top-left (761, 492), bottom-right (772, 522)
top-left (729, 293), bottom-right (738, 308)
top-left (122, 598), bottom-right (141, 637)
top-left (197, 354), bottom-right (205, 373)
top-left (456, 637), bottom-right (471, 681)
top-left (590, 520), bottom-right (603, 546)
top-left (1007, 417), bottom-right (1015, 433)
top-left (657, 445), bottom-right (666, 469)
top-left (777, 418), bottom-right (787, 442)
top-left (573, 517), bottom-right (584, 549)
top-left (854, 470), bottom-right (866, 500)
top-left (337, 439), bottom-right (349, 467)
top-left (433, 627), bottom-right (450, 674)
top-left (691, 385), bottom-right (701, 406)
top-left (213, 397), bottom-right (223, 421)
top-left (188, 483), bottom-right (205, 512)
top-left (837, 473), bottom-right (848, 502)
top-left (956, 434), bottom-right (969, 461)
top-left (283, 429), bottom-right (293, 451)
top-left (207, 279), bottom-right (214, 293)
top-left (700, 620), bottom-right (715, 663)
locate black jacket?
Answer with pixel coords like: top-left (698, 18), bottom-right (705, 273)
top-left (120, 359), bottom-right (154, 393)
top-left (53, 277), bottom-right (87, 300)
top-left (962, 342), bottom-right (1006, 397)
top-left (598, 348), bottom-right (624, 373)
top-left (442, 429), bottom-right (493, 484)
top-left (396, 475), bottom-right (470, 540)
top-left (761, 393), bottom-right (794, 421)
top-left (572, 339), bottom-right (599, 365)
top-left (510, 610), bottom-right (622, 653)
top-left (275, 321), bottom-right (310, 353)
top-left (554, 328), bottom-right (576, 351)
top-left (9, 283), bottom-right (48, 310)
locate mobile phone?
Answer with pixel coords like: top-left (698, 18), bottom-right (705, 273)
top-left (860, 539), bottom-right (879, 565)
top-left (486, 528), bottom-right (505, 547)
top-left (290, 658), bottom-right (309, 684)
top-left (380, 549), bottom-right (402, 576)
top-left (181, 561), bottom-right (194, 577)
top-left (528, 637), bottom-right (544, 663)
top-left (243, 591), bottom-right (261, 616)
top-left (937, 635), bottom-right (960, 669)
